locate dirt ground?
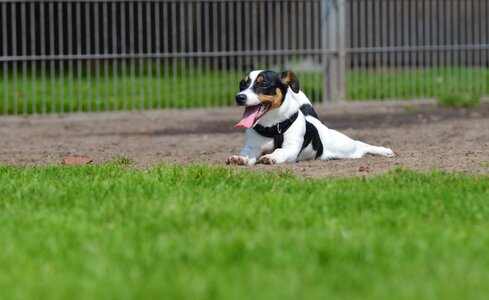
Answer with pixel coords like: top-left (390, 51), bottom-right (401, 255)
top-left (1, 100), bottom-right (488, 177)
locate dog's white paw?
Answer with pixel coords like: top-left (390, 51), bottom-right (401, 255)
top-left (226, 155), bottom-right (249, 165)
top-left (258, 155), bottom-right (277, 165)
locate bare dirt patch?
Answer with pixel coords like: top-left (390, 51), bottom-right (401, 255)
top-left (1, 101), bottom-right (488, 177)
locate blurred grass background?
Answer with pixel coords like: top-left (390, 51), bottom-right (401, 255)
top-left (1, 65), bottom-right (487, 114)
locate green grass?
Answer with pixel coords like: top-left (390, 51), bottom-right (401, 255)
top-left (1, 65), bottom-right (487, 114)
top-left (438, 92), bottom-right (482, 108)
top-left (1, 164), bottom-right (489, 299)
top-left (347, 66), bottom-right (489, 101)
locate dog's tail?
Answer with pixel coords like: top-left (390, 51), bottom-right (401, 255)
top-left (356, 141), bottom-right (396, 157)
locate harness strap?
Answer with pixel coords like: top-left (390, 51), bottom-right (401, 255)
top-left (253, 111), bottom-right (299, 149)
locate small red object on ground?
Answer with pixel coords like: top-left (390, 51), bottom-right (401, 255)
top-left (62, 157), bottom-right (93, 165)
top-left (358, 165), bottom-right (370, 173)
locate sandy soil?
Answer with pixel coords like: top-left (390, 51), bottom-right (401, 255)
top-left (1, 101), bottom-right (488, 177)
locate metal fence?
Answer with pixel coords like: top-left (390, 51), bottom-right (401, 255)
top-left (0, 0), bottom-right (488, 115)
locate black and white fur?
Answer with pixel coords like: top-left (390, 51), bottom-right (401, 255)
top-left (227, 70), bottom-right (395, 165)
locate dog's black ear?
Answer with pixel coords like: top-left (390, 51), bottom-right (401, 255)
top-left (280, 70), bottom-right (300, 93)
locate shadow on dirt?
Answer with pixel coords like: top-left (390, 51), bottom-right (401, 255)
top-left (93, 104), bottom-right (489, 137)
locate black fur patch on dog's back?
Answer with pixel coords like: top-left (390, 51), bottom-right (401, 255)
top-left (301, 120), bottom-right (323, 159)
top-left (299, 104), bottom-right (319, 119)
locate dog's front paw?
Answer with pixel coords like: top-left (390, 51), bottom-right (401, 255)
top-left (226, 155), bottom-right (249, 165)
top-left (258, 155), bottom-right (277, 165)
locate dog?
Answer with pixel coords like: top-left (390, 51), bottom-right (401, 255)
top-left (226, 70), bottom-right (395, 165)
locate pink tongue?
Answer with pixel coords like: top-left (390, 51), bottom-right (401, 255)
top-left (234, 105), bottom-right (261, 128)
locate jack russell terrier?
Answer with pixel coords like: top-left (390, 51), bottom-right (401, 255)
top-left (226, 70), bottom-right (395, 165)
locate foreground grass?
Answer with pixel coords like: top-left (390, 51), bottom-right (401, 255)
top-left (1, 66), bottom-right (487, 114)
top-left (1, 164), bottom-right (489, 299)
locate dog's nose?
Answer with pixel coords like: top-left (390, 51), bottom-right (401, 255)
top-left (235, 94), bottom-right (247, 106)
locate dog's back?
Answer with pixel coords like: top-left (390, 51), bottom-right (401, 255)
top-left (290, 91), bottom-right (319, 119)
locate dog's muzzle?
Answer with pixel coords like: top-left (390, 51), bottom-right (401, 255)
top-left (235, 94), bottom-right (247, 106)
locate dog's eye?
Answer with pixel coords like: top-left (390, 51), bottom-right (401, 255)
top-left (239, 80), bottom-right (247, 91)
top-left (259, 82), bottom-right (270, 88)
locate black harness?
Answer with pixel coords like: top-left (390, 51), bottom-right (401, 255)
top-left (253, 111), bottom-right (299, 149)
top-left (253, 110), bottom-right (323, 159)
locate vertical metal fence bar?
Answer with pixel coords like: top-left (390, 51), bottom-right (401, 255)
top-left (94, 2), bottom-right (101, 112)
top-left (367, 0), bottom-right (373, 99)
top-left (220, 1), bottom-right (227, 106)
top-left (436, 0), bottom-right (441, 97)
top-left (146, 2), bottom-right (153, 109)
top-left (464, 0), bottom-right (473, 93)
top-left (21, 2), bottom-right (27, 114)
top-left (102, 2), bottom-right (109, 111)
top-left (2, 2), bottom-right (8, 115)
top-left (380, 0), bottom-right (387, 100)
top-left (187, 2), bottom-right (194, 107)
top-left (441, 0), bottom-right (447, 97)
top-left (67, 2), bottom-right (74, 113)
top-left (39, 2), bottom-right (46, 114)
top-left (137, 1), bottom-right (144, 110)
top-left (394, 0), bottom-right (401, 98)
top-left (76, 2), bottom-right (82, 112)
top-left (30, 2), bottom-right (38, 113)
top-left (350, 0), bottom-right (357, 100)
top-left (129, 1), bottom-right (135, 110)
top-left (111, 1), bottom-right (119, 111)
top-left (483, 2), bottom-right (489, 96)
top-left (370, 0), bottom-right (376, 99)
top-left (48, 2), bottom-right (55, 113)
top-left (244, 0), bottom-right (251, 72)
top-left (474, 0), bottom-right (480, 96)
top-left (155, 1), bottom-right (161, 109)
top-left (297, 0), bottom-right (304, 94)
top-left (163, 1), bottom-right (170, 108)
top-left (171, 1), bottom-right (178, 108)
top-left (84, 2), bottom-right (92, 112)
top-left (11, 3), bottom-right (18, 115)
top-left (387, 0), bottom-right (394, 99)
top-left (457, 0), bottom-right (462, 95)
top-left (406, 0), bottom-right (411, 98)
top-left (314, 0), bottom-right (321, 102)
top-left (409, 0), bottom-right (416, 99)
top-left (482, 0), bottom-right (487, 96)
top-left (121, 2), bottom-right (127, 110)
top-left (424, 0), bottom-right (429, 97)
top-left (468, 0), bottom-right (474, 96)
top-left (58, 2), bottom-right (65, 113)
top-left (361, 0), bottom-right (367, 100)
top-left (348, 0), bottom-right (353, 99)
top-left (211, 1), bottom-right (219, 106)
top-left (259, 0), bottom-right (266, 73)
top-left (418, 0), bottom-right (423, 97)
top-left (305, 0), bottom-right (313, 99)
top-left (400, 0), bottom-right (405, 99)
top-left (282, 1), bottom-right (289, 81)
top-left (266, 1), bottom-right (273, 77)
top-left (431, 0), bottom-right (437, 98)
top-left (179, 1), bottom-right (187, 108)
top-left (460, 0), bottom-right (465, 96)
top-left (463, 0), bottom-right (468, 95)
top-left (281, 0), bottom-right (286, 72)
top-left (195, 1), bottom-right (202, 107)
top-left (205, 0), bottom-right (212, 107)
top-left (448, 0), bottom-right (453, 95)
top-left (373, 0), bottom-right (380, 99)
top-left (227, 1), bottom-right (233, 103)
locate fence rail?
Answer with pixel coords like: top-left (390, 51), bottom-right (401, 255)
top-left (1, 0), bottom-right (488, 115)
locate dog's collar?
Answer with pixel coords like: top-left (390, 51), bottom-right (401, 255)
top-left (253, 111), bottom-right (299, 149)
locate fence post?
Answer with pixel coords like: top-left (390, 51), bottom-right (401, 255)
top-left (322, 0), bottom-right (346, 103)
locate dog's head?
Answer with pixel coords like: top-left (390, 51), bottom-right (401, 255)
top-left (234, 70), bottom-right (300, 128)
